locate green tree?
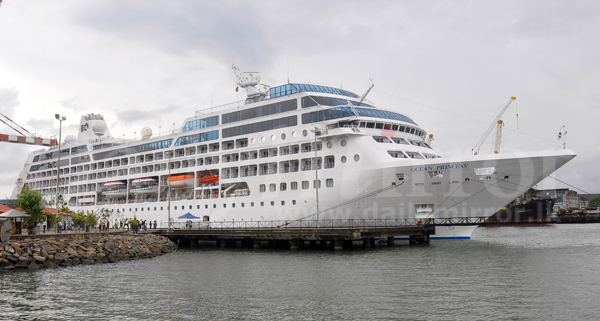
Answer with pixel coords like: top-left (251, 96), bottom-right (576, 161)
top-left (84, 212), bottom-right (98, 232)
top-left (588, 196), bottom-right (600, 209)
top-left (45, 210), bottom-right (63, 227)
top-left (72, 211), bottom-right (86, 230)
top-left (17, 187), bottom-right (45, 234)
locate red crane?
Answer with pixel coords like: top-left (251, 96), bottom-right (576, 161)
top-left (0, 112), bottom-right (57, 147)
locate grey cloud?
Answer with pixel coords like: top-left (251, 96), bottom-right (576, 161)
top-left (73, 1), bottom-right (274, 69)
top-left (60, 96), bottom-right (85, 111)
top-left (114, 104), bottom-right (182, 126)
top-left (0, 144), bottom-right (33, 198)
top-left (0, 87), bottom-right (20, 118)
top-left (509, 1), bottom-right (600, 39)
top-left (24, 118), bottom-right (57, 138)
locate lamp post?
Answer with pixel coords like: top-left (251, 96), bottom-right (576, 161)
top-left (54, 114), bottom-right (66, 233)
top-left (167, 151), bottom-right (172, 231)
top-left (311, 127), bottom-right (320, 229)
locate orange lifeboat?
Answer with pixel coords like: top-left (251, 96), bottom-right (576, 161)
top-left (198, 174), bottom-right (219, 184)
top-left (167, 174), bottom-right (195, 188)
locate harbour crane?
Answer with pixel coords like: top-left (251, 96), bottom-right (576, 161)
top-left (494, 120), bottom-right (504, 154)
top-left (471, 97), bottom-right (516, 155)
top-left (0, 112), bottom-right (57, 147)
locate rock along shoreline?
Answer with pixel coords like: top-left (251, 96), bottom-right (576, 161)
top-left (0, 234), bottom-right (177, 271)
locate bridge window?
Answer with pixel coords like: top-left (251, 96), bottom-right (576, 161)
top-left (222, 99), bottom-right (297, 124)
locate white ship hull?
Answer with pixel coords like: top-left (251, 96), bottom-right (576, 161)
top-left (13, 77), bottom-right (575, 240)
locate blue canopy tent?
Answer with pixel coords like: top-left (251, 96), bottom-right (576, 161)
top-left (178, 213), bottom-right (199, 219)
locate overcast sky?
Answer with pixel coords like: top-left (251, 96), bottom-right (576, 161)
top-left (1, 0), bottom-right (599, 199)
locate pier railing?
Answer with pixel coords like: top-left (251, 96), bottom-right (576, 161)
top-left (155, 216), bottom-right (541, 230)
top-left (159, 219), bottom-right (422, 230)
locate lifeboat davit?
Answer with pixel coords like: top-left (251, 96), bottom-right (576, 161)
top-left (198, 174), bottom-right (219, 184)
top-left (167, 174), bottom-right (195, 189)
top-left (130, 178), bottom-right (158, 194)
top-left (102, 181), bottom-right (127, 196)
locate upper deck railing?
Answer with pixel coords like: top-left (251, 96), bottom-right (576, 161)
top-left (195, 99), bottom-right (247, 116)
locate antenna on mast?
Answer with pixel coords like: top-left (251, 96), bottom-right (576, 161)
top-left (358, 78), bottom-right (374, 103)
top-left (232, 64), bottom-right (269, 103)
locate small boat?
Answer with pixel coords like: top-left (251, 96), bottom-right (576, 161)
top-left (102, 181), bottom-right (127, 196)
top-left (130, 178), bottom-right (158, 194)
top-left (198, 174), bottom-right (219, 184)
top-left (167, 174), bottom-right (195, 189)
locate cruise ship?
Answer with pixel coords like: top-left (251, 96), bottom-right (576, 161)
top-left (11, 66), bottom-right (576, 239)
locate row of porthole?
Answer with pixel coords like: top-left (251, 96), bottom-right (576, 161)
top-left (249, 130), bottom-right (350, 148)
top-left (123, 200), bottom-right (300, 213)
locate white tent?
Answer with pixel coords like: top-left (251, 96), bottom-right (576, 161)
top-left (0, 209), bottom-right (30, 218)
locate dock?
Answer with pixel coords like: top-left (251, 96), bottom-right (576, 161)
top-left (152, 219), bottom-right (435, 250)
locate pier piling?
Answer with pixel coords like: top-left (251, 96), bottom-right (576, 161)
top-left (387, 236), bottom-right (395, 246)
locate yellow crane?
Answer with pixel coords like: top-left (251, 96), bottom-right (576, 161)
top-left (472, 97), bottom-right (516, 155)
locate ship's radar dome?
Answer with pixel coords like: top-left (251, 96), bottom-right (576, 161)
top-left (92, 120), bottom-right (108, 136)
top-left (64, 135), bottom-right (77, 144)
top-left (141, 126), bottom-right (153, 139)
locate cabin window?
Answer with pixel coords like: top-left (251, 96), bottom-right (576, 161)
top-left (326, 179), bottom-right (333, 188)
top-left (260, 184), bottom-right (266, 192)
top-left (302, 181), bottom-right (309, 189)
top-left (281, 201), bottom-right (285, 206)
top-left (313, 180), bottom-right (321, 189)
top-left (291, 182), bottom-right (298, 190)
top-left (280, 183), bottom-right (287, 191)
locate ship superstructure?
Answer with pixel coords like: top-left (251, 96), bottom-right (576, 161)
top-left (12, 67), bottom-right (575, 238)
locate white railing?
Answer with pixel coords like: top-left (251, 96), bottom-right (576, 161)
top-left (195, 99), bottom-right (247, 116)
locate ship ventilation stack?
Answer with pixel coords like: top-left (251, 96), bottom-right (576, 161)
top-left (77, 113), bottom-right (113, 142)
